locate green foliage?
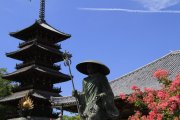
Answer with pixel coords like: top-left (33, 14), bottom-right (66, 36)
top-left (0, 68), bottom-right (13, 120)
top-left (0, 68), bottom-right (12, 97)
top-left (63, 115), bottom-right (80, 120)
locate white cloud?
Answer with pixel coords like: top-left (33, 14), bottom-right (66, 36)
top-left (80, 8), bottom-right (180, 14)
top-left (79, 0), bottom-right (180, 14)
top-left (134, 0), bottom-right (180, 10)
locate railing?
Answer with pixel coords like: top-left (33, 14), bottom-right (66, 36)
top-left (15, 61), bottom-right (61, 71)
top-left (19, 39), bottom-right (61, 50)
top-left (15, 61), bottom-right (35, 69)
top-left (12, 85), bottom-right (61, 93)
top-left (19, 40), bottom-right (34, 48)
top-left (54, 43), bottom-right (61, 49)
top-left (52, 87), bottom-right (62, 93)
top-left (53, 64), bottom-right (61, 71)
top-left (12, 85), bottom-right (33, 92)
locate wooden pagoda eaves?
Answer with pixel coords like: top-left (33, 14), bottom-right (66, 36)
top-left (0, 89), bottom-right (61, 103)
top-left (6, 43), bottom-right (64, 62)
top-left (2, 65), bottom-right (71, 83)
top-left (10, 21), bottom-right (71, 43)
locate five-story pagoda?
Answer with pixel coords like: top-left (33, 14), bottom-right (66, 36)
top-left (0, 0), bottom-right (71, 119)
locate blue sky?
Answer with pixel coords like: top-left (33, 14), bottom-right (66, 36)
top-left (0, 0), bottom-right (180, 97)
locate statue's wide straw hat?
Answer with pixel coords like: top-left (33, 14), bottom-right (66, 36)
top-left (76, 60), bottom-right (110, 75)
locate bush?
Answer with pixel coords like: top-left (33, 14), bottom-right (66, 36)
top-left (119, 69), bottom-right (180, 120)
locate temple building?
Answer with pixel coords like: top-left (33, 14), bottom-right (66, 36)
top-left (0, 0), bottom-right (71, 119)
top-left (51, 50), bottom-right (180, 119)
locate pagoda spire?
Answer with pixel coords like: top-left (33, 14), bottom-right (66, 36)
top-left (39, 0), bottom-right (46, 23)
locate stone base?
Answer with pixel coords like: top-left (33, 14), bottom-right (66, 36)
top-left (8, 116), bottom-right (55, 120)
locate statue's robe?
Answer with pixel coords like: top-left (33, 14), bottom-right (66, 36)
top-left (78, 73), bottom-right (119, 120)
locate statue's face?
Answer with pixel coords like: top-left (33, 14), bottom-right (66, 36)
top-left (87, 64), bottom-right (96, 75)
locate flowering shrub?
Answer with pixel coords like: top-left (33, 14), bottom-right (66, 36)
top-left (119, 69), bottom-right (180, 120)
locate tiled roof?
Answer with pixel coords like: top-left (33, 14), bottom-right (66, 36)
top-left (111, 50), bottom-right (180, 96)
top-left (51, 96), bottom-right (77, 107)
top-left (51, 50), bottom-right (180, 107)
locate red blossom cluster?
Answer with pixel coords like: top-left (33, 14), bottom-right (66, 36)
top-left (119, 69), bottom-right (180, 120)
top-left (153, 69), bottom-right (169, 79)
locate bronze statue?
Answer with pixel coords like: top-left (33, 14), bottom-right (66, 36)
top-left (73, 60), bottom-right (119, 120)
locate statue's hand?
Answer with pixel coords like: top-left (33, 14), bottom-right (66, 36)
top-left (72, 90), bottom-right (79, 98)
top-left (95, 93), bottom-right (106, 102)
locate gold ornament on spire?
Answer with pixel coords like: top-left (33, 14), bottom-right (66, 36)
top-left (18, 95), bottom-right (34, 110)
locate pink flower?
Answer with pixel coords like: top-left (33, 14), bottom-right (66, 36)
top-left (169, 96), bottom-right (180, 102)
top-left (168, 95), bottom-right (180, 113)
top-left (143, 95), bottom-right (154, 104)
top-left (148, 102), bottom-right (157, 110)
top-left (174, 117), bottom-right (179, 120)
top-left (127, 95), bottom-right (136, 103)
top-left (141, 116), bottom-right (148, 120)
top-left (156, 113), bottom-right (163, 120)
top-left (148, 110), bottom-right (157, 120)
top-left (171, 75), bottom-right (180, 88)
top-left (144, 88), bottom-right (155, 92)
top-left (119, 93), bottom-right (126, 100)
top-left (135, 111), bottom-right (141, 117)
top-left (157, 102), bottom-right (168, 110)
top-left (157, 90), bottom-right (169, 100)
top-left (153, 69), bottom-right (168, 79)
top-left (175, 74), bottom-right (180, 81)
top-left (128, 111), bottom-right (142, 120)
top-left (170, 102), bottom-right (177, 111)
top-left (157, 91), bottom-right (165, 99)
top-left (131, 85), bottom-right (140, 91)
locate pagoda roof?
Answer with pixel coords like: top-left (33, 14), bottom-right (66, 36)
top-left (51, 50), bottom-right (180, 111)
top-left (6, 43), bottom-right (64, 62)
top-left (10, 21), bottom-right (71, 43)
top-left (51, 96), bottom-right (77, 107)
top-left (2, 65), bottom-right (71, 83)
top-left (0, 89), bottom-right (60, 103)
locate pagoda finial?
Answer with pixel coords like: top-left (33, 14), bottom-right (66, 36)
top-left (39, 0), bottom-right (46, 23)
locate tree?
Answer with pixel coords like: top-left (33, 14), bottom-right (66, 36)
top-left (0, 68), bottom-right (13, 120)
top-left (119, 69), bottom-right (180, 120)
top-left (0, 68), bottom-right (12, 97)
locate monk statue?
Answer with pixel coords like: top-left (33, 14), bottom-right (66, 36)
top-left (73, 60), bottom-right (119, 120)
